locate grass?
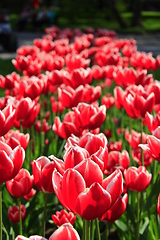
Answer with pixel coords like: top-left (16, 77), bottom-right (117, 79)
top-left (0, 59), bottom-right (15, 76)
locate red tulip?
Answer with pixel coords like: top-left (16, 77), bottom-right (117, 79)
top-left (52, 209), bottom-right (76, 226)
top-left (131, 148), bottom-right (152, 167)
top-left (100, 194), bottom-right (128, 222)
top-left (157, 194), bottom-right (160, 217)
top-left (139, 126), bottom-right (160, 161)
top-left (130, 51), bottom-right (157, 70)
top-left (6, 168), bottom-right (33, 198)
top-left (114, 86), bottom-right (125, 109)
top-left (146, 81), bottom-right (160, 105)
top-left (4, 130), bottom-right (30, 150)
top-left (49, 223), bottom-right (80, 240)
top-left (73, 102), bottom-right (106, 130)
top-left (108, 140), bottom-right (122, 152)
top-left (19, 76), bottom-right (44, 99)
top-left (0, 141), bottom-right (25, 184)
top-left (125, 129), bottom-right (147, 149)
top-left (53, 111), bottom-right (82, 139)
top-left (24, 188), bottom-right (37, 200)
top-left (102, 94), bottom-right (115, 109)
top-left (4, 72), bottom-right (20, 90)
top-left (65, 132), bottom-right (108, 155)
top-left (51, 97), bottom-right (65, 114)
top-left (31, 156), bottom-right (64, 193)
top-left (82, 84), bottom-right (101, 104)
top-left (105, 150), bottom-right (130, 175)
top-left (114, 85), bottom-right (155, 119)
top-left (58, 84), bottom-right (83, 108)
top-left (63, 145), bottom-right (90, 169)
top-left (35, 119), bottom-right (51, 133)
top-left (8, 204), bottom-right (26, 223)
top-left (65, 54), bottom-right (90, 72)
top-left (15, 97), bottom-right (40, 129)
top-left (65, 132), bottom-right (108, 171)
top-left (144, 111), bottom-right (160, 133)
top-left (124, 166), bottom-right (152, 192)
top-left (63, 67), bottom-right (92, 89)
top-left (52, 168), bottom-right (123, 220)
top-left (0, 104), bottom-right (16, 136)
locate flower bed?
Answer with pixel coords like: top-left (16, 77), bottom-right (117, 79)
top-left (0, 25), bottom-right (160, 240)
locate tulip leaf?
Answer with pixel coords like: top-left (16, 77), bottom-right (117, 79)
top-left (114, 219), bottom-right (128, 232)
top-left (2, 224), bottom-right (9, 240)
top-left (139, 217), bottom-right (149, 235)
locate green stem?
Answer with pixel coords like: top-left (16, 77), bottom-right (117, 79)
top-left (85, 220), bottom-right (90, 240)
top-left (105, 222), bottom-right (109, 240)
top-left (0, 184), bottom-right (2, 240)
top-left (136, 192), bottom-right (139, 240)
top-left (83, 218), bottom-right (85, 240)
top-left (95, 218), bottom-right (101, 240)
top-left (91, 220), bottom-right (95, 240)
top-left (140, 119), bottom-right (144, 166)
top-left (20, 121), bottom-right (23, 133)
top-left (128, 117), bottom-right (133, 165)
top-left (42, 193), bottom-right (48, 237)
top-left (18, 198), bottom-right (22, 235)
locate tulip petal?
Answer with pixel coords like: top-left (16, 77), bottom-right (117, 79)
top-left (76, 182), bottom-right (111, 220)
top-left (62, 169), bottom-right (86, 213)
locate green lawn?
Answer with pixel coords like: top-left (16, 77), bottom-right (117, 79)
top-left (0, 59), bottom-right (15, 76)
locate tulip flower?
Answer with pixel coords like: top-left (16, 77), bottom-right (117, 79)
top-left (52, 168), bottom-right (123, 220)
top-left (108, 140), bottom-right (122, 152)
top-left (53, 111), bottom-right (82, 139)
top-left (49, 223), bottom-right (80, 240)
top-left (114, 85), bottom-right (155, 119)
top-left (91, 65), bottom-right (106, 80)
top-left (63, 67), bottom-right (92, 89)
top-left (64, 132), bottom-right (108, 171)
top-left (31, 156), bottom-right (64, 194)
top-left (35, 119), bottom-right (51, 133)
top-left (52, 209), bottom-right (76, 226)
top-left (6, 169), bottom-right (33, 198)
top-left (4, 72), bottom-right (20, 90)
top-left (73, 102), bottom-right (106, 130)
top-left (15, 97), bottom-right (40, 129)
top-left (51, 96), bottom-right (65, 114)
top-left (144, 111), bottom-right (160, 133)
top-left (100, 193), bottom-right (128, 222)
top-left (139, 126), bottom-right (160, 161)
top-left (4, 130), bottom-right (30, 150)
top-left (105, 150), bottom-right (130, 175)
top-left (125, 129), bottom-right (147, 149)
top-left (58, 84), bottom-right (83, 108)
top-left (102, 94), bottom-right (115, 109)
top-left (81, 84), bottom-right (101, 104)
top-left (63, 145), bottom-right (90, 169)
top-left (124, 166), bottom-right (152, 192)
top-left (8, 204), bottom-right (26, 223)
top-left (65, 54), bottom-right (90, 72)
top-left (24, 188), bottom-right (37, 200)
top-left (131, 148), bottom-right (152, 167)
top-left (0, 104), bottom-right (16, 136)
top-left (0, 141), bottom-right (25, 184)
top-left (157, 194), bottom-right (160, 217)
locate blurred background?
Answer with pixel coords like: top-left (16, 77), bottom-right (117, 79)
top-left (0, 0), bottom-right (160, 33)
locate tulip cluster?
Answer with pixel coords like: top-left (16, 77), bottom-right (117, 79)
top-left (0, 25), bottom-right (160, 240)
